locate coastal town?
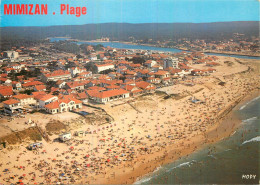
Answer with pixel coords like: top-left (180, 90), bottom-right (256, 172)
top-left (133, 33), bottom-right (260, 57)
top-left (0, 39), bottom-right (259, 184)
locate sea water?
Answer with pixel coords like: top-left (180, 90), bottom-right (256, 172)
top-left (135, 96), bottom-right (260, 184)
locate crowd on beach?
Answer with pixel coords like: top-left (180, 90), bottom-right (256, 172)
top-left (0, 58), bottom-right (259, 184)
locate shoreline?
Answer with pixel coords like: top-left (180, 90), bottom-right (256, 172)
top-left (48, 37), bottom-right (260, 57)
top-left (99, 89), bottom-right (260, 184)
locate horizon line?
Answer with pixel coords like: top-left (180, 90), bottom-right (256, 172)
top-left (0, 21), bottom-right (259, 28)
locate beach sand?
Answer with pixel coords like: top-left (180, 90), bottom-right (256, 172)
top-left (0, 56), bottom-right (259, 184)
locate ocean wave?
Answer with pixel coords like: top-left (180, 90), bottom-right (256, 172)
top-left (231, 131), bottom-right (236, 136)
top-left (166, 160), bottom-right (196, 172)
top-left (242, 117), bottom-right (258, 123)
top-left (242, 136), bottom-right (260, 145)
top-left (134, 176), bottom-right (153, 184)
top-left (134, 166), bottom-right (162, 184)
top-left (208, 154), bottom-right (217, 159)
top-left (239, 96), bottom-right (260, 110)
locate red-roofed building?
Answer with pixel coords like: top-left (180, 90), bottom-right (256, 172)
top-left (65, 82), bottom-right (85, 91)
top-left (22, 81), bottom-right (44, 90)
top-left (34, 85), bottom-right (47, 92)
top-left (136, 81), bottom-right (156, 92)
top-left (13, 94), bottom-right (36, 106)
top-left (124, 85), bottom-right (142, 96)
top-left (89, 89), bottom-right (130, 103)
top-left (45, 95), bottom-right (82, 114)
top-left (3, 99), bottom-right (22, 114)
top-left (0, 87), bottom-right (13, 98)
top-left (95, 63), bottom-right (114, 73)
top-left (41, 70), bottom-right (71, 83)
top-left (35, 94), bottom-right (58, 108)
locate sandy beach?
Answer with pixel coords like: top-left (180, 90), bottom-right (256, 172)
top-left (0, 56), bottom-right (259, 184)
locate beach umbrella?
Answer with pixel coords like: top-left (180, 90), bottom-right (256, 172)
top-left (115, 156), bottom-right (118, 158)
top-left (86, 154), bottom-right (89, 158)
top-left (19, 179), bottom-right (23, 183)
top-left (107, 159), bottom-right (110, 162)
top-left (34, 182), bottom-right (37, 184)
top-left (20, 183), bottom-right (24, 185)
top-left (86, 164), bottom-right (90, 167)
top-left (23, 174), bottom-right (26, 177)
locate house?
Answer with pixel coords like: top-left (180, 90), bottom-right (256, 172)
top-left (12, 81), bottom-right (22, 90)
top-left (34, 85), bottom-right (47, 92)
top-left (90, 89), bottom-right (130, 103)
top-left (56, 80), bottom-right (67, 89)
top-left (79, 71), bottom-right (92, 78)
top-left (136, 81), bottom-right (156, 92)
top-left (124, 85), bottom-right (142, 96)
top-left (94, 63), bottom-right (114, 73)
top-left (41, 70), bottom-right (71, 83)
top-left (65, 82), bottom-right (85, 91)
top-left (44, 95), bottom-right (82, 114)
top-left (3, 99), bottom-right (22, 114)
top-left (153, 71), bottom-right (170, 79)
top-left (69, 67), bottom-right (85, 77)
top-left (13, 94), bottom-right (36, 106)
top-left (22, 81), bottom-right (44, 90)
top-left (74, 92), bottom-right (89, 103)
top-left (144, 60), bottom-right (157, 68)
top-left (0, 86), bottom-right (13, 98)
top-left (163, 57), bottom-right (179, 69)
top-left (35, 94), bottom-right (58, 108)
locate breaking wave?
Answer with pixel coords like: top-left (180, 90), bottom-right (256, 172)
top-left (242, 136), bottom-right (260, 145)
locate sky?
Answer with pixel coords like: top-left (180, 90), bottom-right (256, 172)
top-left (0, 0), bottom-right (259, 27)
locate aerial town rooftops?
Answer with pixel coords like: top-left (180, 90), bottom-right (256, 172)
top-left (13, 94), bottom-right (32, 100)
top-left (91, 89), bottom-right (129, 99)
top-left (3, 99), bottom-right (20, 105)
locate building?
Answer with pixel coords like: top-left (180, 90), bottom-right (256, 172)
top-left (3, 51), bottom-right (19, 59)
top-left (94, 64), bottom-right (114, 73)
top-left (3, 99), bottom-right (22, 114)
top-left (35, 94), bottom-right (58, 108)
top-left (163, 57), bottom-right (179, 69)
top-left (45, 96), bottom-right (82, 114)
top-left (41, 70), bottom-right (71, 83)
top-left (0, 86), bottom-right (13, 98)
top-left (136, 81), bottom-right (156, 92)
top-left (13, 94), bottom-right (36, 106)
top-left (90, 89), bottom-right (130, 103)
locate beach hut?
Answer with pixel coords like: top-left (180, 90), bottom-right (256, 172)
top-left (59, 132), bottom-right (71, 142)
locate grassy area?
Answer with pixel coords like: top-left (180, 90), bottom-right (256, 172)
top-left (45, 120), bottom-right (67, 134)
top-left (0, 127), bottom-right (42, 145)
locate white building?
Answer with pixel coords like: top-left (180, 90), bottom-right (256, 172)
top-left (45, 96), bottom-right (82, 114)
top-left (163, 57), bottom-right (179, 69)
top-left (13, 94), bottom-right (36, 106)
top-left (35, 94), bottom-right (58, 108)
top-left (90, 89), bottom-right (130, 103)
top-left (3, 99), bottom-right (22, 114)
top-left (3, 51), bottom-right (19, 59)
top-left (95, 63), bottom-right (115, 73)
top-left (41, 70), bottom-right (71, 83)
